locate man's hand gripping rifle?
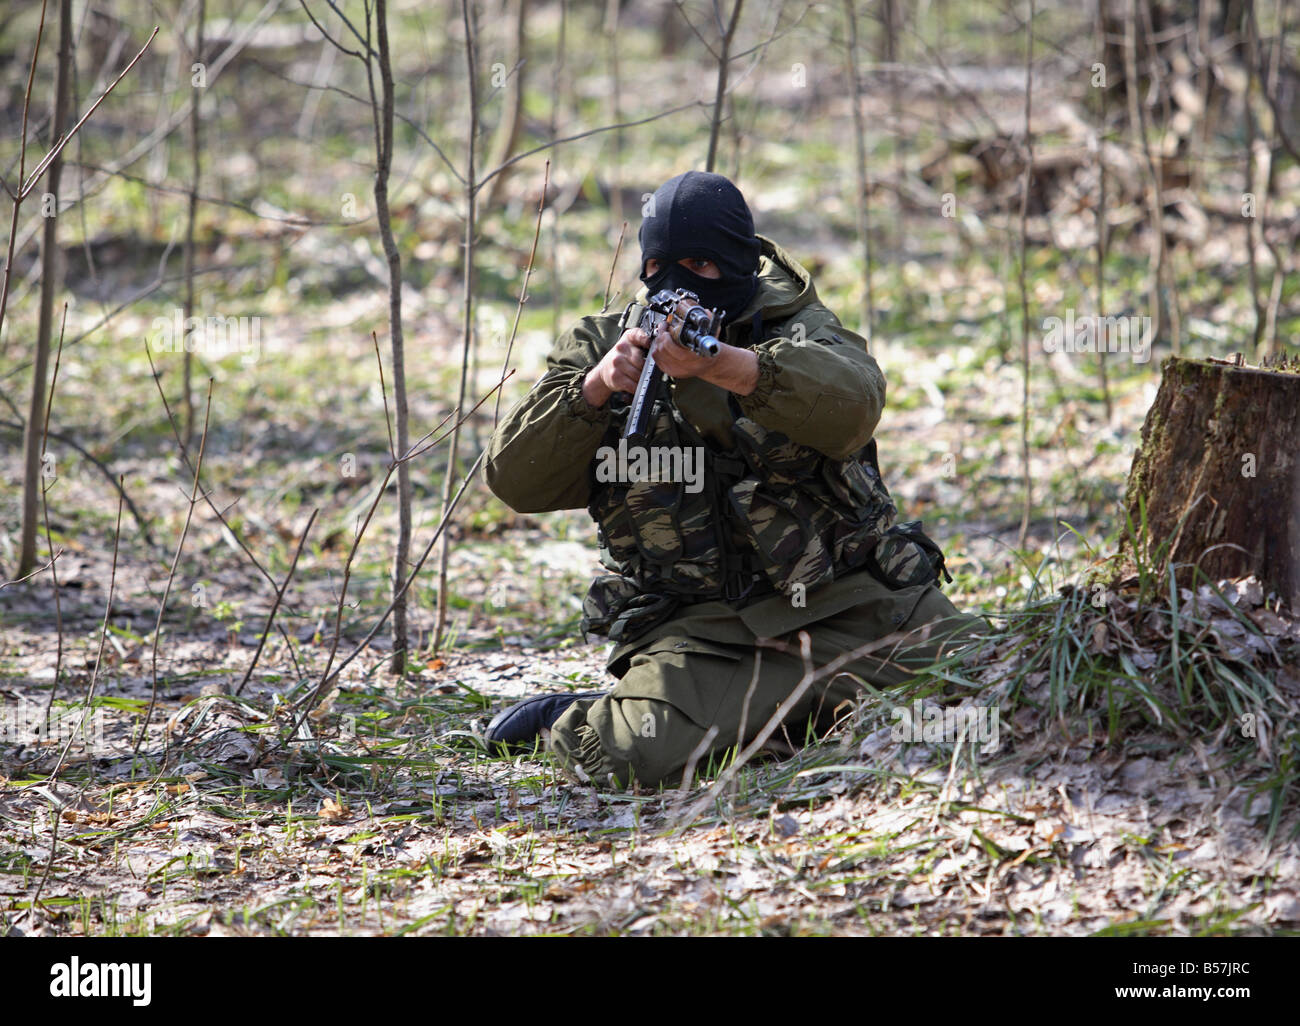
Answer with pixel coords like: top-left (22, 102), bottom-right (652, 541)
top-left (620, 288), bottom-right (723, 446)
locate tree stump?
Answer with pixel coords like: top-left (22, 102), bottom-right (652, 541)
top-left (1125, 355), bottom-right (1300, 609)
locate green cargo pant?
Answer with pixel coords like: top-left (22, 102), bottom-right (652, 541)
top-left (548, 575), bottom-right (986, 790)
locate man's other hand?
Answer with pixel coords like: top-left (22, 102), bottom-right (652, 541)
top-left (651, 328), bottom-right (759, 396)
top-left (582, 327), bottom-right (650, 408)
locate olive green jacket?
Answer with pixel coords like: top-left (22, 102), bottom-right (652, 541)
top-left (486, 235), bottom-right (903, 667)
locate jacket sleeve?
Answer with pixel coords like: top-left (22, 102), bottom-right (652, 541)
top-left (484, 314), bottom-right (620, 513)
top-left (734, 300), bottom-right (886, 460)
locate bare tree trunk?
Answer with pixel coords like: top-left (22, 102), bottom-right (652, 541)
top-left (1191, 0), bottom-right (1213, 196)
top-left (373, 0), bottom-right (413, 675)
top-left (1124, 0), bottom-right (1179, 355)
top-left (18, 0), bottom-right (72, 579)
top-left (1242, 28), bottom-right (1264, 352)
top-left (182, 0), bottom-right (205, 448)
top-left (435, 0), bottom-right (481, 654)
top-left (549, 0), bottom-right (566, 340)
top-left (1246, 0), bottom-right (1287, 359)
top-left (1094, 0), bottom-right (1112, 422)
top-left (843, 0), bottom-right (874, 341)
top-left (604, 0), bottom-right (623, 234)
top-left (1137, 0), bottom-right (1181, 353)
top-left (882, 0), bottom-right (904, 250)
top-left (706, 0), bottom-right (744, 173)
top-left (484, 0), bottom-right (528, 209)
top-left (1016, 0), bottom-right (1034, 547)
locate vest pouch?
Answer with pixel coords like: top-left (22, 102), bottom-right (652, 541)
top-left (589, 482), bottom-right (641, 574)
top-left (727, 476), bottom-right (834, 595)
top-left (588, 397), bottom-right (727, 598)
top-left (623, 399), bottom-right (687, 567)
top-left (823, 454), bottom-right (894, 520)
top-left (581, 575), bottom-right (680, 643)
top-left (819, 456), bottom-right (898, 570)
top-left (732, 416), bottom-right (820, 485)
top-left (866, 520), bottom-right (952, 590)
top-left (625, 474), bottom-right (684, 564)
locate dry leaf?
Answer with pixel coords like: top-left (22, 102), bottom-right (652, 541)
top-left (319, 797), bottom-right (348, 822)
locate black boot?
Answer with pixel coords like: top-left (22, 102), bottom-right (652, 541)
top-left (484, 691), bottom-right (605, 751)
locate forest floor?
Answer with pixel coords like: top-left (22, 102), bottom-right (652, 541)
top-left (2, 568), bottom-right (1298, 936)
top-left (2, 280), bottom-right (1298, 936)
top-left (3, 3), bottom-right (1300, 933)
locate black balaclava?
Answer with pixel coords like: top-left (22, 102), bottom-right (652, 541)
top-left (638, 171), bottom-right (760, 325)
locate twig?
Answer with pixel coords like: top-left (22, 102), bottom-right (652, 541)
top-left (136, 379), bottom-right (214, 756)
top-left (372, 331), bottom-right (395, 458)
top-left (277, 623), bottom-right (305, 682)
top-left (298, 0), bottom-right (366, 60)
top-left (495, 160), bottom-right (549, 428)
top-left (673, 0), bottom-right (719, 60)
top-left (313, 407), bottom-right (460, 695)
top-left (299, 372), bottom-right (513, 732)
top-left (1248, 1), bottom-right (1300, 165)
top-left (0, 415), bottom-right (156, 550)
top-left (181, 0), bottom-right (206, 447)
top-left (672, 622), bottom-right (938, 830)
top-left (675, 726), bottom-right (721, 796)
top-left (285, 449), bottom-right (491, 741)
top-left (473, 101), bottom-right (704, 197)
top-left (0, 549), bottom-right (63, 590)
top-left (600, 221), bottom-right (627, 315)
top-left (434, 0), bottom-right (481, 657)
top-left (843, 0), bottom-right (874, 339)
top-left (233, 509), bottom-right (318, 697)
top-left (3, 1), bottom-right (280, 275)
top-left (0, 0), bottom-right (51, 361)
top-left (144, 344), bottom-right (278, 591)
top-left (39, 305), bottom-right (68, 724)
top-left (1246, 1), bottom-right (1288, 359)
top-left (18, 27), bottom-right (160, 199)
top-left (1093, 0), bottom-right (1113, 422)
top-left (705, 0), bottom-right (745, 172)
top-left (44, 482), bottom-right (125, 784)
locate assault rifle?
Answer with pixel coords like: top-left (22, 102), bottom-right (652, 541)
top-left (619, 288), bottom-right (723, 446)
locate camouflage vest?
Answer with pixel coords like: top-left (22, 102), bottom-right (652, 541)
top-left (581, 383), bottom-right (901, 641)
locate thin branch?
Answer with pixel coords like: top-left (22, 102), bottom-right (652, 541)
top-left (673, 0), bottom-right (718, 59)
top-left (372, 331), bottom-right (396, 458)
top-left (495, 160), bottom-right (549, 427)
top-left (284, 450), bottom-right (489, 740)
top-left (474, 101), bottom-right (704, 197)
top-left (0, 549), bottom-right (63, 590)
top-left (0, 0), bottom-right (51, 359)
top-left (43, 482), bottom-right (124, 783)
top-left (672, 622), bottom-right (939, 826)
top-left (297, 0), bottom-right (365, 60)
top-left (4, 0), bottom-right (282, 267)
top-left (233, 509), bottom-right (318, 696)
top-left (323, 0), bottom-right (379, 59)
top-left (0, 417), bottom-right (156, 549)
top-left (38, 305), bottom-right (69, 724)
top-left (600, 220), bottom-right (627, 314)
top-left (143, 343), bottom-right (279, 590)
top-left (136, 379), bottom-right (214, 756)
top-left (19, 28), bottom-right (160, 199)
